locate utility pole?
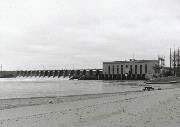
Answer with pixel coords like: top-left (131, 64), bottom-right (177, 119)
top-left (177, 48), bottom-right (180, 77)
top-left (173, 49), bottom-right (176, 76)
top-left (170, 48), bottom-right (172, 71)
top-left (178, 48), bottom-right (180, 67)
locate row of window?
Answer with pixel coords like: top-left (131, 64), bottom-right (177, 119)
top-left (107, 64), bottom-right (148, 74)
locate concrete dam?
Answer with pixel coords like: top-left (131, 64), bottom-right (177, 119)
top-left (1, 69), bottom-right (146, 80)
top-left (15, 69), bottom-right (103, 80)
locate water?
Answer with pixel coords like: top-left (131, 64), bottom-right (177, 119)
top-left (0, 77), bottom-right (174, 100)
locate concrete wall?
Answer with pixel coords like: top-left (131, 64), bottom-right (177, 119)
top-left (0, 71), bottom-right (17, 78)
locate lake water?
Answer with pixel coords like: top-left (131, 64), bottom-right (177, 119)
top-left (0, 77), bottom-right (175, 99)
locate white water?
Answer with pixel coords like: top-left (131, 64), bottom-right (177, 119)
top-left (7, 76), bottom-right (70, 81)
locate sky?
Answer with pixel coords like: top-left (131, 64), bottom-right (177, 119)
top-left (0, 0), bottom-right (180, 70)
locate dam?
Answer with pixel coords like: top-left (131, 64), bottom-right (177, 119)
top-left (0, 69), bottom-right (146, 80)
top-left (6, 69), bottom-right (104, 80)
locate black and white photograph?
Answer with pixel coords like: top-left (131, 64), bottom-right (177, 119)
top-left (0, 0), bottom-right (180, 127)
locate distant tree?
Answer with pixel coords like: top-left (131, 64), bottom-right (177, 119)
top-left (162, 70), bottom-right (173, 77)
top-left (153, 64), bottom-right (161, 74)
top-left (176, 66), bottom-right (180, 77)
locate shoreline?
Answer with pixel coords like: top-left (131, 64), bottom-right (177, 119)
top-left (0, 89), bottom-right (144, 110)
top-left (0, 85), bottom-right (177, 111)
top-left (0, 87), bottom-right (179, 127)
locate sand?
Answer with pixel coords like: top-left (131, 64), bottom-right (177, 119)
top-left (0, 87), bottom-right (180, 127)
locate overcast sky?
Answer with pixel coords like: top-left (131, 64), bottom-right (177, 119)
top-left (0, 0), bottom-right (180, 70)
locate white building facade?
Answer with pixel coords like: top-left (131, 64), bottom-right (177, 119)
top-left (103, 59), bottom-right (159, 80)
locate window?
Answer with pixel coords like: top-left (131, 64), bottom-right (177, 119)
top-left (140, 65), bottom-right (142, 74)
top-left (112, 65), bottom-right (114, 74)
top-left (117, 65), bottom-right (119, 74)
top-left (130, 65), bottom-right (132, 74)
top-left (145, 64), bottom-right (147, 73)
top-left (121, 65), bottom-right (123, 74)
top-left (135, 65), bottom-right (137, 74)
top-left (108, 66), bottom-right (110, 74)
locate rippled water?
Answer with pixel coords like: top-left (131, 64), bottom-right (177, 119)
top-left (0, 77), bottom-right (174, 99)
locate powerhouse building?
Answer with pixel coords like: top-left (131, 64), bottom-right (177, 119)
top-left (103, 59), bottom-right (159, 80)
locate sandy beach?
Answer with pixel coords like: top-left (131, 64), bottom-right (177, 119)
top-left (0, 86), bottom-right (179, 127)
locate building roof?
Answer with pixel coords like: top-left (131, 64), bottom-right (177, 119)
top-left (103, 59), bottom-right (158, 64)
